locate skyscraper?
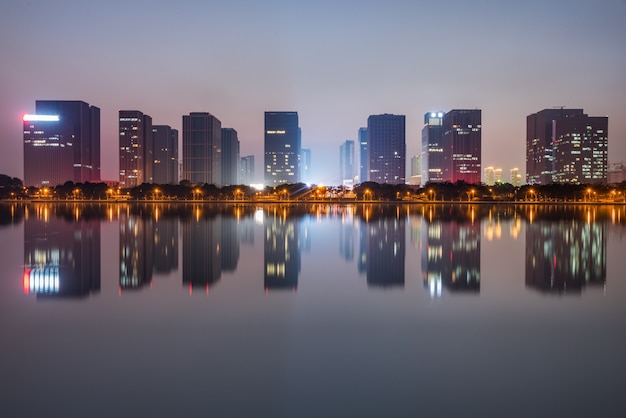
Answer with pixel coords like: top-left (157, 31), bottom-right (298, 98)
top-left (339, 139), bottom-right (355, 185)
top-left (367, 114), bottom-right (406, 185)
top-left (421, 112), bottom-right (445, 183)
top-left (23, 100), bottom-right (100, 187)
top-left (221, 128), bottom-right (240, 185)
top-left (152, 125), bottom-right (178, 185)
top-left (264, 111), bottom-right (299, 186)
top-left (409, 155), bottom-right (421, 185)
top-left (510, 168), bottom-right (522, 187)
top-left (182, 112), bottom-right (222, 185)
top-left (358, 127), bottom-right (368, 183)
top-left (442, 109), bottom-right (482, 184)
top-left (240, 155), bottom-right (255, 185)
top-left (119, 110), bottom-right (153, 187)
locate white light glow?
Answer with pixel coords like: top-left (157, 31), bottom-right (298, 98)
top-left (23, 114), bottom-right (60, 122)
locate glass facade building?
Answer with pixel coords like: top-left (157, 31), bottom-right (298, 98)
top-left (421, 112), bottom-right (445, 183)
top-left (367, 114), bottom-right (405, 185)
top-left (23, 100), bottom-right (100, 187)
top-left (119, 110), bottom-right (153, 187)
top-left (152, 125), bottom-right (179, 185)
top-left (264, 111), bottom-right (300, 186)
top-left (182, 112), bottom-right (222, 185)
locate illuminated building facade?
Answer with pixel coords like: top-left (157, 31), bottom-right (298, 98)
top-left (421, 112), bottom-right (445, 183)
top-left (119, 110), bottom-right (153, 187)
top-left (526, 108), bottom-right (586, 184)
top-left (367, 114), bottom-right (406, 185)
top-left (221, 128), bottom-right (240, 185)
top-left (358, 127), bottom-right (368, 183)
top-left (152, 125), bottom-right (178, 185)
top-left (182, 112), bottom-right (222, 185)
top-left (442, 109), bottom-right (482, 184)
top-left (264, 111), bottom-right (300, 186)
top-left (23, 100), bottom-right (100, 187)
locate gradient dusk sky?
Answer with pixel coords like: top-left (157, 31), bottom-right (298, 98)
top-left (1, 0), bottom-right (625, 184)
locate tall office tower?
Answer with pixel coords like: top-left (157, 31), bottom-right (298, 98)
top-left (264, 111), bottom-right (300, 186)
top-left (339, 140), bottom-right (355, 185)
top-left (23, 100), bottom-right (100, 187)
top-left (240, 155), bottom-right (255, 185)
top-left (221, 128), bottom-right (240, 185)
top-left (358, 127), bottom-right (368, 183)
top-left (553, 114), bottom-right (608, 184)
top-left (367, 114), bottom-right (406, 184)
top-left (526, 108), bottom-right (585, 184)
top-left (510, 168), bottom-right (522, 187)
top-left (300, 148), bottom-right (311, 183)
top-left (442, 109), bottom-right (482, 184)
top-left (119, 110), bottom-right (153, 187)
top-left (182, 112), bottom-right (222, 185)
top-left (152, 125), bottom-right (178, 185)
top-left (421, 112), bottom-right (445, 183)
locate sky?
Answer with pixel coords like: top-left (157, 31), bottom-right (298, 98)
top-left (1, 0), bottom-right (625, 185)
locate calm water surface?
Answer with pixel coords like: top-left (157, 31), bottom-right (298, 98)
top-left (1, 202), bottom-right (625, 418)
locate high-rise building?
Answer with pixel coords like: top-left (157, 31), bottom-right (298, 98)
top-left (552, 115), bottom-right (608, 184)
top-left (300, 148), bottom-right (311, 183)
top-left (367, 114), bottom-right (406, 185)
top-left (421, 112), bottom-right (445, 184)
top-left (485, 166), bottom-right (495, 185)
top-left (441, 109), bottom-right (481, 184)
top-left (182, 112), bottom-right (222, 185)
top-left (264, 111), bottom-right (299, 186)
top-left (152, 125), bottom-right (178, 185)
top-left (240, 155), bottom-right (255, 185)
top-left (23, 100), bottom-right (100, 187)
top-left (408, 155), bottom-right (421, 186)
top-left (340, 140), bottom-right (355, 185)
top-left (526, 108), bottom-right (584, 184)
top-left (119, 110), bottom-right (153, 187)
top-left (358, 127), bottom-right (368, 183)
top-left (221, 128), bottom-right (240, 185)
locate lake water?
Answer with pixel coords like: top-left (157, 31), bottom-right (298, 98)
top-left (1, 202), bottom-right (625, 418)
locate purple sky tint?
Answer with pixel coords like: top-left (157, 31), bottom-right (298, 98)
top-left (1, 0), bottom-right (625, 184)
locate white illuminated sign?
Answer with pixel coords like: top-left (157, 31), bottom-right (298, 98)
top-left (23, 114), bottom-right (60, 122)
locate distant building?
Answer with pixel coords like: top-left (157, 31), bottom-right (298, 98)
top-left (608, 161), bottom-right (626, 184)
top-left (484, 166), bottom-right (502, 186)
top-left (358, 127), bottom-right (368, 183)
top-left (240, 155), bottom-right (255, 185)
top-left (442, 109), bottom-right (482, 184)
top-left (265, 111), bottom-right (300, 186)
top-left (182, 112), bottom-right (222, 185)
top-left (367, 114), bottom-right (406, 184)
top-left (526, 108), bottom-right (607, 184)
top-left (300, 148), bottom-right (311, 183)
top-left (23, 100), bottom-right (100, 187)
top-left (340, 140), bottom-right (355, 184)
top-left (152, 125), bottom-right (178, 185)
top-left (421, 112), bottom-right (445, 183)
top-left (510, 168), bottom-right (522, 187)
top-left (408, 155), bottom-right (421, 186)
top-left (221, 128), bottom-right (240, 185)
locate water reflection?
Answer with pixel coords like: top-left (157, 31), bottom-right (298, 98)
top-left (23, 203), bottom-right (100, 298)
top-left (11, 202), bottom-right (624, 299)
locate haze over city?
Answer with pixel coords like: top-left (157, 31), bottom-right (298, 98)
top-left (2, 0), bottom-right (625, 184)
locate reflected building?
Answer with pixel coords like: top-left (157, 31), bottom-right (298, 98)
top-left (339, 212), bottom-right (355, 262)
top-left (264, 213), bottom-right (299, 291)
top-left (152, 214), bottom-right (178, 275)
top-left (183, 214), bottom-right (221, 291)
top-left (119, 211), bottom-right (154, 290)
top-left (23, 206), bottom-right (100, 298)
top-left (221, 216), bottom-right (240, 272)
top-left (421, 218), bottom-right (481, 296)
top-left (525, 220), bottom-right (606, 294)
top-left (358, 216), bottom-right (406, 288)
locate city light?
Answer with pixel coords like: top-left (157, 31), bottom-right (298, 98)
top-left (23, 114), bottom-right (59, 122)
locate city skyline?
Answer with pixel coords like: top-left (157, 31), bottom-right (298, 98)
top-left (2, 1), bottom-right (625, 184)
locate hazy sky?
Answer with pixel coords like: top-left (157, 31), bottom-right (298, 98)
top-left (1, 0), bottom-right (625, 184)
